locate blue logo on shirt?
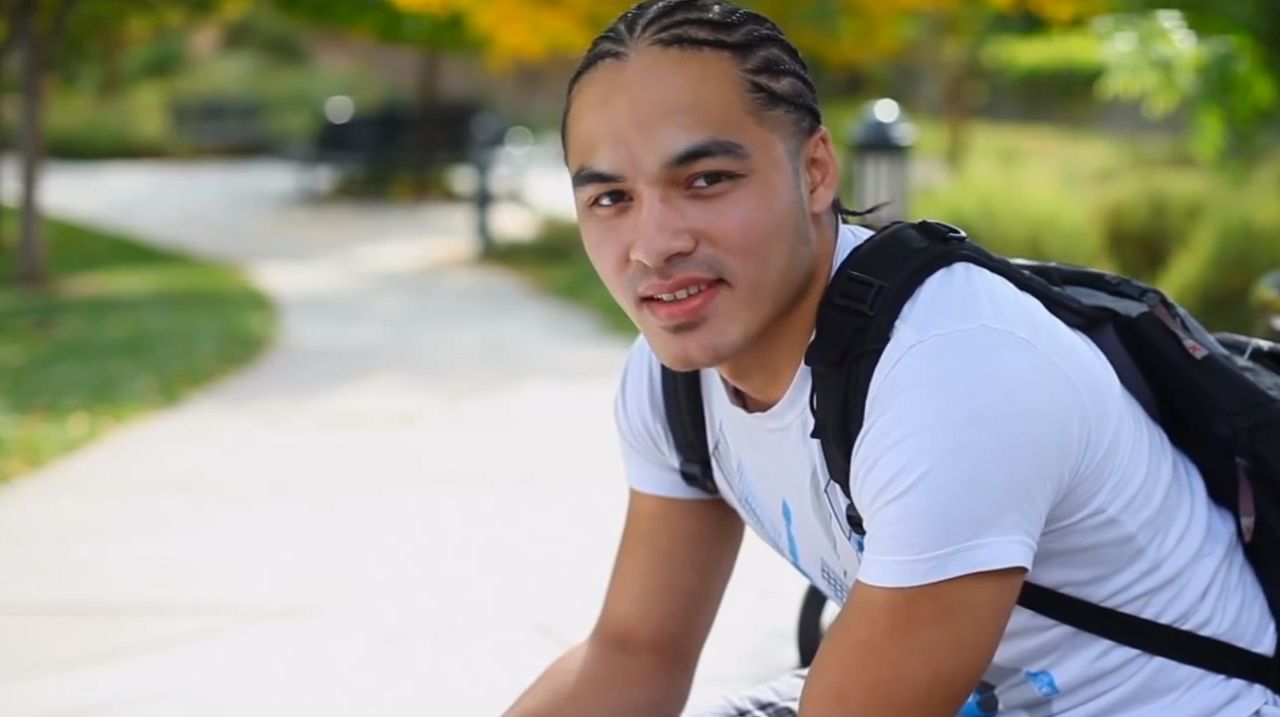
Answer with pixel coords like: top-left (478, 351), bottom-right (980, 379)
top-left (1024, 670), bottom-right (1060, 697)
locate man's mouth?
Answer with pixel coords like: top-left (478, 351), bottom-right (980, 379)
top-left (649, 283), bottom-right (713, 303)
top-left (640, 280), bottom-right (724, 325)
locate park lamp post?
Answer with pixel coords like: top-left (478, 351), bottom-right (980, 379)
top-left (848, 98), bottom-right (916, 227)
top-left (468, 110), bottom-right (507, 257)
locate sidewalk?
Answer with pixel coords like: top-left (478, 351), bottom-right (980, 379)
top-left (0, 158), bottom-right (807, 716)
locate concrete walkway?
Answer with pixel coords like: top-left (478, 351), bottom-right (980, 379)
top-left (0, 159), bottom-right (807, 716)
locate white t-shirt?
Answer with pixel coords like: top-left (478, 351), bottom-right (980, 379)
top-left (614, 223), bottom-right (1278, 716)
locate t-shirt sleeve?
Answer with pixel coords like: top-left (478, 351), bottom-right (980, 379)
top-left (614, 337), bottom-right (719, 500)
top-left (851, 324), bottom-right (1088, 588)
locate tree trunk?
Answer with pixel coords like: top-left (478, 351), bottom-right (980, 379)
top-left (0, 52), bottom-right (8, 255)
top-left (0, 0), bottom-right (20, 255)
top-left (938, 15), bottom-right (975, 172)
top-left (16, 0), bottom-right (43, 287)
top-left (101, 27), bottom-right (121, 97)
top-left (942, 59), bottom-right (972, 170)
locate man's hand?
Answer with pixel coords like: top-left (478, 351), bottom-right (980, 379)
top-left (799, 568), bottom-right (1027, 717)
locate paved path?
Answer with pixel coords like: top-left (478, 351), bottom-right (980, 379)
top-left (0, 159), bottom-right (807, 716)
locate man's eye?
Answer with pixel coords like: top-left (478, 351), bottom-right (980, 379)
top-left (690, 172), bottom-right (737, 189)
top-left (591, 190), bottom-right (628, 208)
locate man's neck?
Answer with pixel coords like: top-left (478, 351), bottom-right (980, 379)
top-left (719, 217), bottom-right (840, 413)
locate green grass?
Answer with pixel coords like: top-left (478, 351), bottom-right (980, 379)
top-left (0, 211), bottom-right (275, 480)
top-left (488, 223), bottom-right (636, 337)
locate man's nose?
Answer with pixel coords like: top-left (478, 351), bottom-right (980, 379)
top-left (629, 196), bottom-right (695, 269)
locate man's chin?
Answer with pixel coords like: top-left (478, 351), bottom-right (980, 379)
top-left (644, 332), bottom-right (723, 372)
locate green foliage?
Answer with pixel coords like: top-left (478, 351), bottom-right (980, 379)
top-left (122, 31), bottom-right (189, 81)
top-left (270, 0), bottom-right (474, 51)
top-left (1095, 171), bottom-right (1209, 281)
top-left (225, 6), bottom-right (309, 62)
top-left (1121, 0), bottom-right (1280, 92)
top-left (45, 83), bottom-right (176, 158)
top-left (0, 211), bottom-right (275, 480)
top-left (1158, 194), bottom-right (1280, 334)
top-left (1094, 9), bottom-right (1279, 163)
top-left (981, 28), bottom-right (1105, 80)
top-left (53, 0), bottom-right (225, 84)
top-left (915, 175), bottom-right (1106, 268)
top-left (909, 118), bottom-right (1129, 268)
top-left (1188, 35), bottom-right (1279, 162)
top-left (979, 30), bottom-right (1106, 118)
top-left (43, 49), bottom-right (399, 158)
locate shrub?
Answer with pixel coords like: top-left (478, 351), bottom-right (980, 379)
top-left (1095, 171), bottom-right (1209, 281)
top-left (45, 83), bottom-right (179, 158)
top-left (913, 169), bottom-right (1110, 269)
top-left (1158, 196), bottom-right (1280, 334)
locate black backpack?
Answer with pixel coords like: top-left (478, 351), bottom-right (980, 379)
top-left (662, 219), bottom-right (1280, 688)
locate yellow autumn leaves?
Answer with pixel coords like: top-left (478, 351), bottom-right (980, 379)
top-left (391, 0), bottom-right (1106, 68)
top-left (390, 0), bottom-right (622, 66)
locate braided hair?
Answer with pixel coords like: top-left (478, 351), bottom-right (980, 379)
top-left (562, 0), bottom-right (874, 221)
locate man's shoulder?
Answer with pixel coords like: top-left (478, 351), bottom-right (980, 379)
top-left (613, 334), bottom-right (711, 498)
top-left (620, 334), bottom-right (663, 397)
top-left (897, 261), bottom-right (1057, 341)
top-left (615, 334), bottom-right (671, 435)
top-left (885, 259), bottom-right (1107, 383)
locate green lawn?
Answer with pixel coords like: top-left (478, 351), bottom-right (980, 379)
top-left (0, 211), bottom-right (275, 480)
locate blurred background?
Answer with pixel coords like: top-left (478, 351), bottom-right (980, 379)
top-left (0, 0), bottom-right (1277, 715)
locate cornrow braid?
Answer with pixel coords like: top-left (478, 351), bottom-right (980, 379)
top-left (563, 0), bottom-right (870, 223)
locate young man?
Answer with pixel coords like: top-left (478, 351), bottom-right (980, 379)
top-left (504, 1), bottom-right (1279, 715)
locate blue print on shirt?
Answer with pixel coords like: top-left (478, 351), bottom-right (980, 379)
top-left (783, 500), bottom-right (802, 565)
top-left (1024, 670), bottom-right (1060, 697)
top-left (781, 499), bottom-right (820, 586)
top-left (819, 559), bottom-right (850, 604)
top-left (722, 456), bottom-right (782, 553)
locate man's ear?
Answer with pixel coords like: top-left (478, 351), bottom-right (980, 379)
top-left (802, 127), bottom-right (840, 215)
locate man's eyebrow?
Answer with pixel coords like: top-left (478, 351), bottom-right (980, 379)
top-left (666, 139), bottom-right (751, 169)
top-left (569, 139), bottom-right (748, 189)
top-left (571, 167), bottom-right (625, 189)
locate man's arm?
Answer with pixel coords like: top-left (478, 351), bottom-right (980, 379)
top-left (503, 490), bottom-right (744, 717)
top-left (799, 568), bottom-right (1026, 717)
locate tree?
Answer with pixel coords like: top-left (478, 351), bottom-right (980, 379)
top-left (0, 0), bottom-right (25, 254)
top-left (7, 0), bottom-right (222, 287)
top-left (269, 0), bottom-right (476, 197)
top-left (12, 0), bottom-right (80, 287)
top-left (269, 0), bottom-right (473, 90)
top-left (1099, 1), bottom-right (1280, 163)
top-left (391, 0), bottom-right (1108, 166)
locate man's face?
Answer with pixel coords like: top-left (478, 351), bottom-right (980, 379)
top-left (564, 47), bottom-right (827, 371)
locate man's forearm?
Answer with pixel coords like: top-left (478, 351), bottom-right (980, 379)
top-left (502, 638), bottom-right (694, 717)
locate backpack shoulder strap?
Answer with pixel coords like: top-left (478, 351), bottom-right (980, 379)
top-left (806, 220), bottom-right (974, 533)
top-left (661, 366), bottom-right (719, 497)
top-left (808, 221), bottom-right (1105, 528)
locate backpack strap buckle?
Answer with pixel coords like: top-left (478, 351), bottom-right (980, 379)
top-left (919, 220), bottom-right (968, 243)
top-left (831, 271), bottom-right (888, 317)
